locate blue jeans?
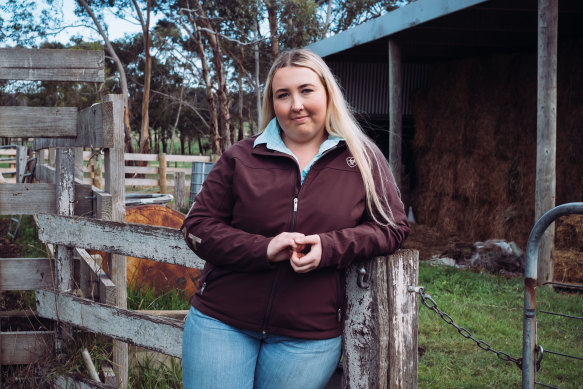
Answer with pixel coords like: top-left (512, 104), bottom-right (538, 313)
top-left (182, 306), bottom-right (341, 389)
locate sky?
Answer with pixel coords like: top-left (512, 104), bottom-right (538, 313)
top-left (54, 0), bottom-right (146, 43)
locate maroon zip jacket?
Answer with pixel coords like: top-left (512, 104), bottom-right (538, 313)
top-left (181, 135), bottom-right (409, 340)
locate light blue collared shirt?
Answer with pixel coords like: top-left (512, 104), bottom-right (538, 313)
top-left (254, 118), bottom-right (344, 184)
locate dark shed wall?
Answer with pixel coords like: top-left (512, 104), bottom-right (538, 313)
top-left (327, 62), bottom-right (431, 118)
top-left (410, 42), bottom-right (583, 248)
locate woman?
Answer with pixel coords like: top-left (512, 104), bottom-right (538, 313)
top-left (181, 49), bottom-right (409, 389)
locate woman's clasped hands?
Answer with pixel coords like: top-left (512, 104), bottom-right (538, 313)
top-left (267, 232), bottom-right (322, 273)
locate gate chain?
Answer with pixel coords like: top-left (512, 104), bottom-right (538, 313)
top-left (410, 286), bottom-right (527, 370)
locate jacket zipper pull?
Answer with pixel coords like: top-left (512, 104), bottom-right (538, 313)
top-left (200, 282), bottom-right (207, 295)
top-left (293, 197), bottom-right (298, 212)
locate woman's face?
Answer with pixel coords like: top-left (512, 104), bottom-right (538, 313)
top-left (271, 66), bottom-right (328, 147)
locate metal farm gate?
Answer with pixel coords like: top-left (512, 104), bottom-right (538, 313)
top-left (522, 202), bottom-right (583, 389)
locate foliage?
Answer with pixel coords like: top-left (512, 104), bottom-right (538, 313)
top-left (0, 0), bottom-right (54, 45)
top-left (127, 282), bottom-right (190, 311)
top-left (0, 0), bottom-right (413, 155)
top-left (128, 348), bottom-right (183, 388)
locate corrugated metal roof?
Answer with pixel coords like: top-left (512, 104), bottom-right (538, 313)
top-left (328, 62), bottom-right (431, 117)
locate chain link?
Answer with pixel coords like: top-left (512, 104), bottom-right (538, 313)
top-left (413, 286), bottom-right (524, 369)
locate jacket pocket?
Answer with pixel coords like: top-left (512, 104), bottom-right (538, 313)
top-left (198, 266), bottom-right (217, 296)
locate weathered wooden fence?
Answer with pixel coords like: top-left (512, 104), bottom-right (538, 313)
top-left (37, 151), bottom-right (212, 192)
top-left (0, 47), bottom-right (129, 387)
top-left (31, 150), bottom-right (211, 209)
top-left (34, 212), bottom-right (419, 388)
top-left (0, 47), bottom-right (419, 388)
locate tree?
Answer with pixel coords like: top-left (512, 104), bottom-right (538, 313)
top-left (328, 0), bottom-right (408, 34)
top-left (0, 0), bottom-right (53, 45)
top-left (128, 0), bottom-right (154, 154)
top-left (74, 0), bottom-right (135, 152)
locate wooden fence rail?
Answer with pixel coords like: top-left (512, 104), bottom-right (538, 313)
top-left (33, 212), bottom-right (418, 388)
top-left (1, 148), bottom-right (211, 199)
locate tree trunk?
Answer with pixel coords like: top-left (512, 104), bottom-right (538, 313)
top-left (137, 0), bottom-right (152, 155)
top-left (238, 71), bottom-right (244, 141)
top-left (322, 0), bottom-right (333, 38)
top-left (254, 20), bottom-right (262, 127)
top-left (247, 102), bottom-right (255, 135)
top-left (78, 0), bottom-right (133, 153)
top-left (184, 12), bottom-right (221, 155)
top-left (196, 0), bottom-right (231, 153)
top-left (265, 0), bottom-right (280, 60)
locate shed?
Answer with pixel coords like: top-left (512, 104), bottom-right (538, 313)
top-left (307, 0), bottom-right (583, 284)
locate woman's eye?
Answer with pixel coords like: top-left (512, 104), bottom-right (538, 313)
top-left (276, 92), bottom-right (288, 99)
top-left (302, 88), bottom-right (313, 94)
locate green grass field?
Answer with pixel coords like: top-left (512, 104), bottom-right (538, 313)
top-left (417, 263), bottom-right (582, 389)
top-left (125, 262), bottom-right (582, 388)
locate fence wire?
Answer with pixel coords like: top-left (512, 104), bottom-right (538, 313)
top-left (410, 286), bottom-right (525, 369)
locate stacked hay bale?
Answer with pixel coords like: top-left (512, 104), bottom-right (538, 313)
top-left (410, 42), bottom-right (583, 261)
top-left (554, 215), bottom-right (583, 283)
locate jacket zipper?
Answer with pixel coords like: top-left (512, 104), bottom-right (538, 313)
top-left (260, 145), bottom-right (342, 335)
top-left (199, 267), bottom-right (216, 295)
top-left (262, 166), bottom-right (301, 335)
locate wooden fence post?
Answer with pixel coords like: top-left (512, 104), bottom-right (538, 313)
top-left (174, 171), bottom-right (186, 211)
top-left (342, 249), bottom-right (418, 389)
top-left (15, 145), bottom-right (27, 183)
top-left (49, 148), bottom-right (56, 166)
top-left (55, 148), bottom-right (75, 290)
top-left (387, 249), bottom-right (419, 388)
top-left (74, 147), bottom-right (84, 182)
top-left (159, 153), bottom-right (167, 194)
top-left (54, 147), bottom-right (76, 357)
top-left (103, 94), bottom-right (128, 388)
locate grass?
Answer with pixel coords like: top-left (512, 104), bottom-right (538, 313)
top-left (127, 282), bottom-right (190, 311)
top-left (417, 263), bottom-right (582, 388)
top-left (126, 283), bottom-right (189, 388)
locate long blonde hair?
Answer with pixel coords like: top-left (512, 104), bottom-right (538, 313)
top-left (260, 49), bottom-right (400, 226)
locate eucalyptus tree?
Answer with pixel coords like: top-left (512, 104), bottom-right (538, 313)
top-left (66, 0), bottom-right (136, 152)
top-left (0, 0), bottom-right (55, 45)
top-left (328, 0), bottom-right (409, 34)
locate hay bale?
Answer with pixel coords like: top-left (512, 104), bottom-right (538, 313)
top-left (553, 249), bottom-right (583, 284)
top-left (409, 43), bottom-right (581, 249)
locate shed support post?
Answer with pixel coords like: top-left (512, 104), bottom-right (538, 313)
top-left (103, 94), bottom-right (128, 388)
top-left (388, 40), bottom-right (403, 191)
top-left (536, 0), bottom-right (558, 287)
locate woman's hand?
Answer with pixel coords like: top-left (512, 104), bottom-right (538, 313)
top-left (290, 234), bottom-right (322, 273)
top-left (267, 232), bottom-right (306, 262)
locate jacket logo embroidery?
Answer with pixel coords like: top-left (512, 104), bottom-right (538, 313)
top-left (346, 157), bottom-right (357, 168)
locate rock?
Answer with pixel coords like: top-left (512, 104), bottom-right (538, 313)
top-left (470, 239), bottom-right (524, 274)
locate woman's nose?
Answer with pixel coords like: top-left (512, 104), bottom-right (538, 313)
top-left (292, 101), bottom-right (304, 112)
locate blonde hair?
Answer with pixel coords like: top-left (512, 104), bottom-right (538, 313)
top-left (260, 49), bottom-right (400, 226)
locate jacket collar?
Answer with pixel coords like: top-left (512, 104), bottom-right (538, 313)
top-left (253, 117), bottom-right (344, 159)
